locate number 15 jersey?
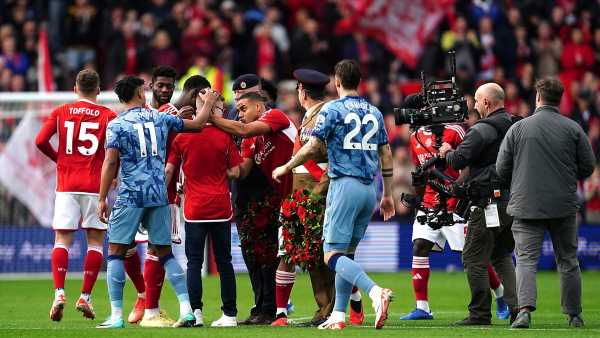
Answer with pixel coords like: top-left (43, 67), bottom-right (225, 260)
top-left (106, 107), bottom-right (184, 208)
top-left (36, 99), bottom-right (117, 194)
top-left (312, 96), bottom-right (388, 184)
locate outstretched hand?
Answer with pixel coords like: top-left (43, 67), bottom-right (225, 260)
top-left (379, 195), bottom-right (395, 221)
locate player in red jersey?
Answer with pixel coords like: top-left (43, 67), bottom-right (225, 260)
top-left (35, 69), bottom-right (117, 322)
top-left (211, 91), bottom-right (296, 324)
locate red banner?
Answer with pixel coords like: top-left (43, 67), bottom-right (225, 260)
top-left (37, 25), bottom-right (55, 92)
top-left (336, 0), bottom-right (453, 68)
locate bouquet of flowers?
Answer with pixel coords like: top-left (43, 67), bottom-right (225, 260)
top-left (237, 193), bottom-right (280, 265)
top-left (280, 189), bottom-right (326, 270)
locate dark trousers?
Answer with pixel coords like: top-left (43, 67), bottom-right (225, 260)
top-left (240, 244), bottom-right (277, 317)
top-left (462, 200), bottom-right (517, 322)
top-left (308, 262), bottom-right (336, 321)
top-left (185, 221), bottom-right (237, 317)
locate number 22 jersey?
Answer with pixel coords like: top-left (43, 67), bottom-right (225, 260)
top-left (312, 96), bottom-right (388, 184)
top-left (35, 99), bottom-right (117, 194)
top-left (106, 107), bottom-right (184, 207)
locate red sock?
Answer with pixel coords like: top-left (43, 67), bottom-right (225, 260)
top-left (124, 249), bottom-right (146, 294)
top-left (275, 270), bottom-right (295, 312)
top-left (51, 245), bottom-right (69, 290)
top-left (488, 264), bottom-right (501, 290)
top-left (81, 246), bottom-right (103, 294)
top-left (144, 255), bottom-right (165, 309)
top-left (412, 256), bottom-right (430, 301)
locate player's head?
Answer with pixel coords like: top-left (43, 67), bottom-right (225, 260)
top-left (334, 59), bottom-right (361, 94)
top-left (150, 66), bottom-right (177, 106)
top-left (182, 75), bottom-right (211, 106)
top-left (74, 69), bottom-right (100, 98)
top-left (232, 74), bottom-right (261, 102)
top-left (474, 82), bottom-right (505, 118)
top-left (260, 78), bottom-right (278, 105)
top-left (236, 92), bottom-right (267, 123)
top-left (114, 76), bottom-right (146, 105)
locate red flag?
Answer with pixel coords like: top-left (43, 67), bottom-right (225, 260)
top-left (336, 0), bottom-right (453, 68)
top-left (38, 25), bottom-right (55, 92)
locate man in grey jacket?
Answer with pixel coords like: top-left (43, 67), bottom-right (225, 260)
top-left (496, 77), bottom-right (595, 329)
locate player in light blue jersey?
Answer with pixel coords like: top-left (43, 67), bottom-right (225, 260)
top-left (273, 60), bottom-right (395, 330)
top-left (95, 76), bottom-right (220, 328)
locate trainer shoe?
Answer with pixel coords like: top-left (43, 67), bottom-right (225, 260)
top-left (193, 309), bottom-right (204, 327)
top-left (400, 308), bottom-right (433, 320)
top-left (496, 297), bottom-right (510, 320)
top-left (211, 313), bottom-right (238, 327)
top-left (96, 317), bottom-right (125, 329)
top-left (49, 294), bottom-right (66, 322)
top-left (127, 297), bottom-right (145, 323)
top-left (349, 301), bottom-right (365, 325)
top-left (454, 316), bottom-right (491, 326)
top-left (75, 297), bottom-right (95, 319)
top-left (372, 288), bottom-right (393, 329)
top-left (173, 313), bottom-right (195, 328)
top-left (139, 312), bottom-right (175, 327)
top-left (270, 315), bottom-right (288, 327)
top-left (318, 317), bottom-right (346, 330)
top-left (511, 310), bottom-right (531, 329)
top-left (568, 314), bottom-right (584, 328)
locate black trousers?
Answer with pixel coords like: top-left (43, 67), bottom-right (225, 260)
top-left (185, 221), bottom-right (237, 317)
top-left (240, 242), bottom-right (277, 317)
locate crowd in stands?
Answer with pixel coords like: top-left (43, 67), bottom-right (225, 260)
top-left (1, 0), bottom-right (600, 224)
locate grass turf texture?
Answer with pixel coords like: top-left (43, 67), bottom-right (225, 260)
top-left (1, 272), bottom-right (599, 337)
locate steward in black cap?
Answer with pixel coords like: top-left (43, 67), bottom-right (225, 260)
top-left (232, 74), bottom-right (261, 92)
top-left (293, 68), bottom-right (330, 94)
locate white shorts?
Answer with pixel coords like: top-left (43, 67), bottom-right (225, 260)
top-left (134, 204), bottom-right (182, 244)
top-left (52, 192), bottom-right (106, 231)
top-left (411, 210), bottom-right (466, 252)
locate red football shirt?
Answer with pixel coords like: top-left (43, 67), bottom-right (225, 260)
top-left (35, 99), bottom-right (117, 194)
top-left (168, 125), bottom-right (242, 222)
top-left (243, 108), bottom-right (296, 198)
top-left (410, 125), bottom-right (464, 211)
top-left (159, 103), bottom-right (180, 204)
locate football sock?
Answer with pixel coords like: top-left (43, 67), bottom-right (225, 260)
top-left (333, 273), bottom-right (353, 313)
top-left (144, 254), bottom-right (164, 310)
top-left (275, 270), bottom-right (295, 316)
top-left (161, 253), bottom-right (192, 317)
top-left (144, 308), bottom-right (160, 318)
top-left (55, 288), bottom-right (65, 300)
top-left (487, 264), bottom-right (504, 298)
top-left (124, 248), bottom-right (146, 294)
top-left (106, 255), bottom-right (125, 320)
top-left (51, 245), bottom-right (69, 291)
top-left (412, 256), bottom-right (430, 312)
top-left (81, 245), bottom-right (103, 295)
top-left (330, 310), bottom-right (346, 323)
top-left (332, 256), bottom-right (376, 295)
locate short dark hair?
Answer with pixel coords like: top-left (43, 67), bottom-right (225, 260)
top-left (76, 69), bottom-right (100, 95)
top-left (183, 75), bottom-right (211, 92)
top-left (304, 87), bottom-right (325, 101)
top-left (535, 77), bottom-right (564, 106)
top-left (238, 91), bottom-right (267, 103)
top-left (151, 65), bottom-right (177, 83)
top-left (114, 76), bottom-right (144, 103)
top-left (260, 78), bottom-right (278, 103)
top-left (334, 59), bottom-right (361, 90)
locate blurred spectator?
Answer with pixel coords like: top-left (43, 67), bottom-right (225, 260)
top-left (533, 21), bottom-right (562, 78)
top-left (441, 16), bottom-right (480, 82)
top-left (104, 19), bottom-right (148, 88)
top-left (63, 0), bottom-right (98, 82)
top-left (561, 28), bottom-right (594, 82)
top-left (290, 17), bottom-right (329, 72)
top-left (0, 36), bottom-right (28, 76)
top-left (150, 30), bottom-right (178, 70)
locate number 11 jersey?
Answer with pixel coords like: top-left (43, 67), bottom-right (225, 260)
top-left (312, 96), bottom-right (388, 184)
top-left (106, 107), bottom-right (183, 207)
top-left (36, 99), bottom-right (117, 194)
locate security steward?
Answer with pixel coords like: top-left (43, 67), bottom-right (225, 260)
top-left (439, 82), bottom-right (517, 325)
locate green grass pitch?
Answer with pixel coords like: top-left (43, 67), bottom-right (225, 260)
top-left (1, 271), bottom-right (599, 337)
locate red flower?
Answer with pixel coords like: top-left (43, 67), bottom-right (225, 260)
top-left (297, 206), bottom-right (307, 223)
top-left (281, 199), bottom-right (293, 218)
top-left (254, 212), bottom-right (268, 230)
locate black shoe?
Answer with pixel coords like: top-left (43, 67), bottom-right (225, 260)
top-left (568, 314), bottom-right (584, 328)
top-left (254, 313), bottom-right (275, 325)
top-left (509, 310), bottom-right (519, 324)
top-left (310, 317), bottom-right (327, 326)
top-left (454, 317), bottom-right (491, 326)
top-left (238, 314), bottom-right (260, 325)
top-left (511, 310), bottom-right (531, 329)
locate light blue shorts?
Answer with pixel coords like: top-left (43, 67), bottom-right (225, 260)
top-left (108, 205), bottom-right (172, 246)
top-left (322, 176), bottom-right (376, 253)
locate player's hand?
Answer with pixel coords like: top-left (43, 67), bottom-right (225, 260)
top-left (178, 105), bottom-right (195, 120)
top-left (199, 88), bottom-right (219, 106)
top-left (379, 195), bottom-right (395, 221)
top-left (439, 142), bottom-right (453, 158)
top-left (272, 165), bottom-right (289, 183)
top-left (97, 199), bottom-right (108, 224)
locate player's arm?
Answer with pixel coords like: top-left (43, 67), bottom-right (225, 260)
top-left (181, 89), bottom-right (219, 131)
top-left (165, 163), bottom-right (177, 186)
top-left (97, 148), bottom-right (120, 223)
top-left (34, 111), bottom-right (58, 162)
top-left (379, 143), bottom-right (396, 221)
top-left (227, 166), bottom-right (241, 179)
top-left (272, 136), bottom-right (325, 183)
top-left (211, 115), bottom-right (271, 138)
top-left (239, 158), bottom-right (253, 179)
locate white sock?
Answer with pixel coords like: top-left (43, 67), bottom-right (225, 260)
top-left (180, 300), bottom-right (192, 317)
top-left (80, 293), bottom-right (90, 302)
top-left (111, 305), bottom-right (123, 321)
top-left (330, 310), bottom-right (346, 322)
top-left (276, 307), bottom-right (287, 316)
top-left (138, 292), bottom-right (146, 299)
top-left (493, 284), bottom-right (504, 299)
top-left (350, 290), bottom-right (362, 301)
top-left (55, 288), bottom-right (65, 299)
top-left (145, 308), bottom-right (160, 318)
top-left (368, 285), bottom-right (383, 303)
top-left (416, 300), bottom-right (430, 312)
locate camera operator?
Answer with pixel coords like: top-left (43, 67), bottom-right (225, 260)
top-left (439, 82), bottom-right (517, 326)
